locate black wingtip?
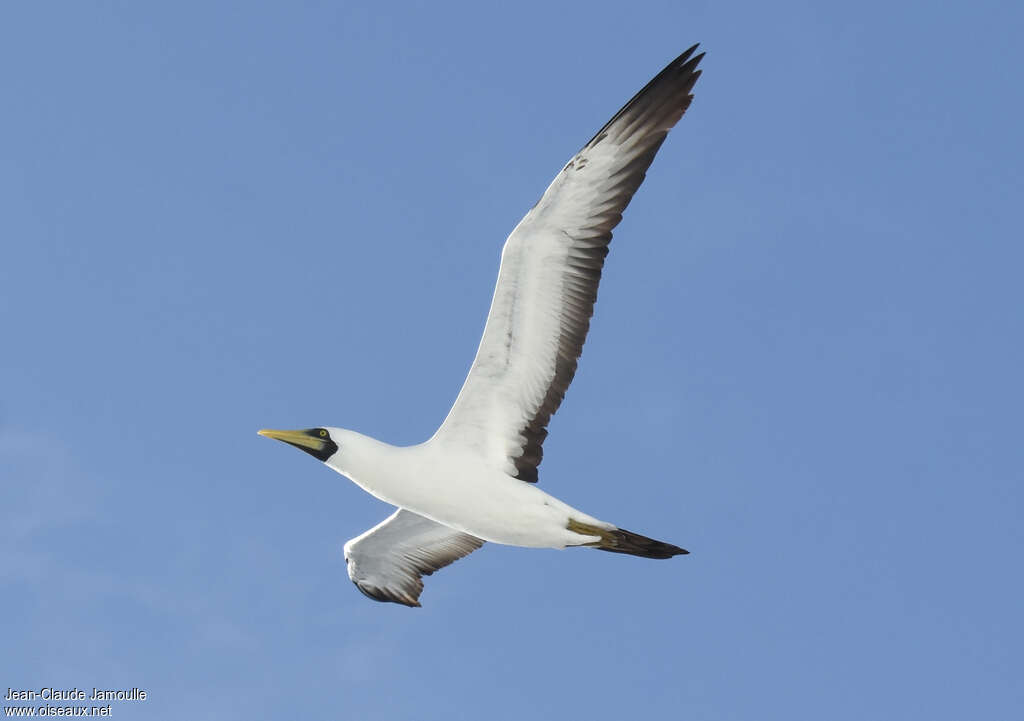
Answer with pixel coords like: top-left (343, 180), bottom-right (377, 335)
top-left (580, 43), bottom-right (705, 151)
top-left (673, 44), bottom-right (704, 73)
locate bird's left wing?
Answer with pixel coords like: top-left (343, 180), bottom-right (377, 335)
top-left (431, 46), bottom-right (704, 482)
top-left (343, 509), bottom-right (484, 607)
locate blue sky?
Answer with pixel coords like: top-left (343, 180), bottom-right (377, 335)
top-left (3, 1), bottom-right (1022, 719)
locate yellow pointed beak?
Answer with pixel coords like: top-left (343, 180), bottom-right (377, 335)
top-left (258, 428), bottom-right (326, 452)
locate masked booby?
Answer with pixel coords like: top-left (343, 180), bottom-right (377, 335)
top-left (261, 44), bottom-right (704, 607)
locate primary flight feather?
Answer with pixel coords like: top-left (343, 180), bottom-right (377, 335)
top-left (261, 45), bottom-right (704, 607)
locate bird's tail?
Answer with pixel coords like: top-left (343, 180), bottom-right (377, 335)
top-left (567, 519), bottom-right (689, 559)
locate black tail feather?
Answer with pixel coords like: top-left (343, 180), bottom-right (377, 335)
top-left (595, 527), bottom-right (689, 559)
top-left (567, 518), bottom-right (688, 559)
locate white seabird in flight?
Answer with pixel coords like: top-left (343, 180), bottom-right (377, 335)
top-left (261, 45), bottom-right (704, 607)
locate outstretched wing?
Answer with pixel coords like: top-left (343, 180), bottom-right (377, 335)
top-left (431, 46), bottom-right (704, 482)
top-left (343, 509), bottom-right (484, 607)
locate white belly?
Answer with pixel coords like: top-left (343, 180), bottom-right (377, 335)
top-left (325, 433), bottom-right (609, 548)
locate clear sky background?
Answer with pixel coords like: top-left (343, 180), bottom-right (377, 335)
top-left (3, 2), bottom-right (1022, 719)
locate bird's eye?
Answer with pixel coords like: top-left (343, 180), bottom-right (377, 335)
top-left (319, 429), bottom-right (327, 438)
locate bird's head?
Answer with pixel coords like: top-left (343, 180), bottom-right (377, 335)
top-left (257, 427), bottom-right (340, 462)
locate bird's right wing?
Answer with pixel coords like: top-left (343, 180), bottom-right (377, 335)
top-left (343, 509), bottom-right (484, 607)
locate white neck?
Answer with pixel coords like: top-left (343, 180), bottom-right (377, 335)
top-left (323, 429), bottom-right (419, 505)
